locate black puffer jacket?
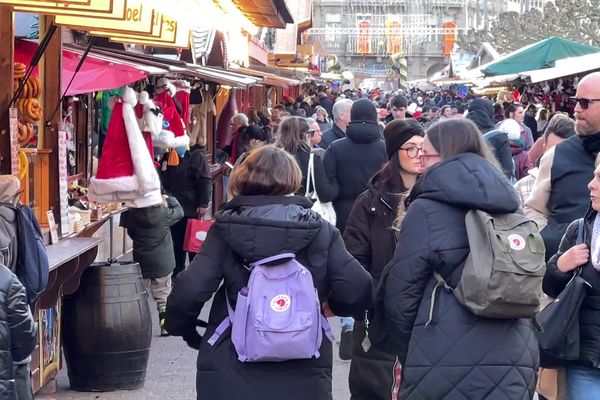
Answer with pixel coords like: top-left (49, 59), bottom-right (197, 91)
top-left (343, 170), bottom-right (400, 283)
top-left (323, 122), bottom-right (387, 230)
top-left (0, 264), bottom-right (37, 399)
top-left (383, 153), bottom-right (538, 399)
top-left (120, 197), bottom-right (184, 278)
top-left (544, 206), bottom-right (600, 369)
top-left (165, 195), bottom-right (372, 400)
top-left (162, 148), bottom-right (212, 217)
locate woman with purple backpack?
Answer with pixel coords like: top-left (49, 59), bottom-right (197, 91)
top-left (165, 145), bottom-right (372, 400)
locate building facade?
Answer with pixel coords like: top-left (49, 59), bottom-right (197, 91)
top-left (310, 0), bottom-right (512, 81)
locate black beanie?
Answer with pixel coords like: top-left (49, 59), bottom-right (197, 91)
top-left (383, 119), bottom-right (425, 160)
top-left (350, 98), bottom-right (378, 123)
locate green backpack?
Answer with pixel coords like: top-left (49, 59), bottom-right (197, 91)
top-left (435, 210), bottom-right (546, 319)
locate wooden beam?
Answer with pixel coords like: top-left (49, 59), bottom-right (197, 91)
top-left (0, 9), bottom-right (14, 175)
top-left (40, 16), bottom-right (62, 232)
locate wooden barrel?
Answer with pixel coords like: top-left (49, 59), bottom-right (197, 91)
top-left (62, 262), bottom-right (152, 391)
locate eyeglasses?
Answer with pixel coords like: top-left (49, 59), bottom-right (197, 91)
top-left (305, 129), bottom-right (320, 137)
top-left (419, 153), bottom-right (440, 166)
top-left (399, 146), bottom-right (423, 159)
top-left (571, 97), bottom-right (600, 110)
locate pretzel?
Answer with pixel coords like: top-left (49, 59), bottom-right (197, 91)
top-left (13, 63), bottom-right (26, 79)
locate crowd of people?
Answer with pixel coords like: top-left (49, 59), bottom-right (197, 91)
top-left (160, 72), bottom-right (600, 400)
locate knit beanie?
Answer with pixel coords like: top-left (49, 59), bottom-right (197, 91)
top-left (350, 98), bottom-right (378, 123)
top-left (383, 118), bottom-right (425, 160)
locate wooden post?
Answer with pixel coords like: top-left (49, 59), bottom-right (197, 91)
top-left (0, 8), bottom-right (14, 175)
top-left (40, 16), bottom-right (62, 232)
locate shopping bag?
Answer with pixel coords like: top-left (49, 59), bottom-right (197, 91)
top-left (305, 153), bottom-right (336, 226)
top-left (183, 219), bottom-right (213, 253)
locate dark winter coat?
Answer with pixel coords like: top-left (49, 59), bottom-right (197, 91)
top-left (0, 264), bottom-right (37, 399)
top-left (165, 195), bottom-right (372, 400)
top-left (383, 153), bottom-right (538, 399)
top-left (323, 121), bottom-right (387, 230)
top-left (343, 171), bottom-right (403, 400)
top-left (293, 149), bottom-right (338, 203)
top-left (319, 123), bottom-right (345, 149)
top-left (120, 197), bottom-right (184, 278)
top-left (343, 171), bottom-right (400, 283)
top-left (319, 95), bottom-right (334, 119)
top-left (542, 135), bottom-right (595, 260)
top-left (162, 148), bottom-right (212, 217)
top-left (544, 207), bottom-right (600, 369)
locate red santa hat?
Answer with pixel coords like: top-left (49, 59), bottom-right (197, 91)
top-left (88, 87), bottom-right (162, 208)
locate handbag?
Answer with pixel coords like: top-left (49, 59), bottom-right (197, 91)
top-left (305, 153), bottom-right (336, 225)
top-left (183, 218), bottom-right (214, 253)
top-left (537, 218), bottom-right (590, 368)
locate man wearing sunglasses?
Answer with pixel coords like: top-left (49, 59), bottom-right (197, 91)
top-left (525, 72), bottom-right (600, 259)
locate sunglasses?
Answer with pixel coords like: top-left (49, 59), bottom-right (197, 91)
top-left (305, 129), bottom-right (319, 137)
top-left (571, 97), bottom-right (600, 110)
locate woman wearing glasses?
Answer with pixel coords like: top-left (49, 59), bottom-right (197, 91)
top-left (381, 119), bottom-right (538, 399)
top-left (343, 119), bottom-right (424, 400)
top-left (277, 117), bottom-right (338, 203)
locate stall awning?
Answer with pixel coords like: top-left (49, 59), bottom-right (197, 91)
top-left (62, 50), bottom-right (150, 95)
top-left (185, 64), bottom-right (262, 88)
top-left (525, 52), bottom-right (600, 83)
top-left (230, 66), bottom-right (301, 88)
top-left (16, 40), bottom-right (158, 95)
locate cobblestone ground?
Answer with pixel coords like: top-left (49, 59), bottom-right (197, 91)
top-left (36, 297), bottom-right (351, 400)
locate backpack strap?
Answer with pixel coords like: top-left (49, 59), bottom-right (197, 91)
top-left (427, 271), bottom-right (452, 326)
top-left (321, 315), bottom-right (335, 342)
top-left (207, 290), bottom-right (236, 346)
top-left (250, 253), bottom-right (295, 267)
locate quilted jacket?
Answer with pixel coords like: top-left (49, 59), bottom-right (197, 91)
top-left (0, 264), bottom-right (37, 399)
top-left (383, 153), bottom-right (539, 400)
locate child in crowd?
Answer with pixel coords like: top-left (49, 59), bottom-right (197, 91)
top-left (120, 196), bottom-right (184, 336)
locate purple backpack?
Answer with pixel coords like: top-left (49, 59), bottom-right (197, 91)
top-left (207, 253), bottom-right (333, 362)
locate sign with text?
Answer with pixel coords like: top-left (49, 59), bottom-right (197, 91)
top-left (9, 108), bottom-right (19, 178)
top-left (10, 0), bottom-right (116, 15)
top-left (54, 0), bottom-right (156, 34)
top-left (57, 129), bottom-right (70, 236)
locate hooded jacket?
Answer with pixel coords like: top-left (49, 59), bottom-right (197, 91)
top-left (0, 265), bottom-right (37, 399)
top-left (467, 98), bottom-right (514, 180)
top-left (382, 153), bottom-right (538, 399)
top-left (120, 197), bottom-right (184, 278)
top-left (544, 206), bottom-right (600, 369)
top-left (323, 121), bottom-right (387, 230)
top-left (165, 195), bottom-right (372, 400)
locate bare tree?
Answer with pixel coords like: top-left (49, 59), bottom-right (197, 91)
top-left (459, 1), bottom-right (600, 54)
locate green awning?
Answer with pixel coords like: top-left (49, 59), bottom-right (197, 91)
top-left (482, 37), bottom-right (600, 77)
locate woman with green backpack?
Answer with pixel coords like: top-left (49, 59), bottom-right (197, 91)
top-left (381, 119), bottom-right (539, 399)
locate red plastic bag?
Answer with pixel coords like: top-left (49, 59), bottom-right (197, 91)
top-left (183, 219), bottom-right (213, 253)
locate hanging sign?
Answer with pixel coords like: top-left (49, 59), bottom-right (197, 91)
top-left (9, 0), bottom-right (115, 15)
top-left (442, 22), bottom-right (457, 56)
top-left (54, 0), bottom-right (156, 34)
top-left (357, 21), bottom-right (371, 54)
top-left (9, 108), bottom-right (19, 178)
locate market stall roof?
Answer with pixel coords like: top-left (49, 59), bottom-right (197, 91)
top-left (235, 0), bottom-right (294, 29)
top-left (525, 51), bottom-right (600, 83)
top-left (67, 44), bottom-right (262, 88)
top-left (481, 37), bottom-right (600, 77)
top-left (231, 66), bottom-right (301, 88)
top-left (16, 40), bottom-right (157, 96)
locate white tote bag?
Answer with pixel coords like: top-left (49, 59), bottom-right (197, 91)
top-left (305, 153), bottom-right (337, 225)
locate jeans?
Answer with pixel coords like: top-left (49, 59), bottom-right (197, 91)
top-left (566, 364), bottom-right (600, 399)
top-left (340, 317), bottom-right (355, 331)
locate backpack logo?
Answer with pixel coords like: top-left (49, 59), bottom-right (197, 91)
top-left (508, 234), bottom-right (526, 251)
top-left (271, 294), bottom-right (291, 312)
